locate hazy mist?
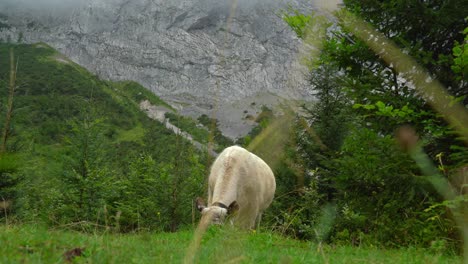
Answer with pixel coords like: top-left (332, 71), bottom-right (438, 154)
top-left (0, 0), bottom-right (341, 11)
top-left (0, 0), bottom-right (88, 12)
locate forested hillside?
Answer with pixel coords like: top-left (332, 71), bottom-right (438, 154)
top-left (0, 43), bottom-right (215, 232)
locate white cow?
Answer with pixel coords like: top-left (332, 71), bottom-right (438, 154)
top-left (196, 146), bottom-right (276, 229)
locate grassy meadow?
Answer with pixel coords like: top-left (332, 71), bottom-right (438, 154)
top-left (0, 225), bottom-right (461, 263)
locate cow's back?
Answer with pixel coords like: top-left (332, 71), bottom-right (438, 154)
top-left (240, 150), bottom-right (275, 211)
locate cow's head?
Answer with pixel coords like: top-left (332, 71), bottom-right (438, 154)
top-left (196, 197), bottom-right (239, 224)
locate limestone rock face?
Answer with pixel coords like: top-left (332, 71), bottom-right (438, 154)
top-left (0, 0), bottom-right (311, 138)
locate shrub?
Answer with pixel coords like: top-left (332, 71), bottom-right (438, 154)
top-left (330, 127), bottom-right (457, 247)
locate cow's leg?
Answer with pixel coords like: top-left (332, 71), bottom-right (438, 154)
top-left (255, 212), bottom-right (263, 230)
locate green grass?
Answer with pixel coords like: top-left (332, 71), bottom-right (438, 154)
top-left (115, 124), bottom-right (146, 143)
top-left (108, 80), bottom-right (174, 110)
top-left (0, 225), bottom-right (461, 263)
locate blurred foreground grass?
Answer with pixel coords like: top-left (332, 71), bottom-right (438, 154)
top-left (0, 224), bottom-right (461, 263)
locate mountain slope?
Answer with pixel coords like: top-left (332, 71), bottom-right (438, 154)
top-left (0, 42), bottom-right (218, 154)
top-left (0, 42), bottom-right (221, 231)
top-left (0, 0), bottom-right (311, 138)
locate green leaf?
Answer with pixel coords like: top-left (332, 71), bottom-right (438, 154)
top-left (451, 65), bottom-right (461, 73)
top-left (375, 101), bottom-right (386, 110)
top-left (453, 46), bottom-right (462, 56)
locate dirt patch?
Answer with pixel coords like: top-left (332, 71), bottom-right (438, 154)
top-left (34, 43), bottom-right (49, 48)
top-left (52, 55), bottom-right (71, 64)
top-left (54, 57), bottom-right (70, 64)
top-left (140, 100), bottom-right (170, 122)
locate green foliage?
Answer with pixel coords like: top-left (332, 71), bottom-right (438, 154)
top-left (278, 0), bottom-right (467, 251)
top-left (307, 65), bottom-right (351, 151)
top-left (451, 25), bottom-right (468, 78)
top-left (197, 114), bottom-right (234, 152)
top-left (114, 155), bottom-right (168, 231)
top-left (108, 80), bottom-right (173, 110)
top-left (116, 144), bottom-right (205, 232)
top-left (14, 150), bottom-right (63, 223)
top-left (165, 112), bottom-right (210, 144)
top-left (331, 127), bottom-right (456, 247)
top-left (255, 105), bottom-right (273, 126)
top-left (0, 154), bottom-right (16, 173)
top-left (282, 9), bottom-right (311, 39)
top-left (266, 172), bottom-right (327, 241)
top-left (354, 101), bottom-right (414, 119)
top-left (0, 43), bottom-right (210, 232)
top-left (237, 105), bottom-right (274, 147)
top-left (343, 0), bottom-right (467, 96)
top-left (56, 112), bottom-right (116, 224)
top-left (0, 48), bottom-right (19, 218)
top-left (353, 101), bottom-right (420, 129)
top-left (0, 153), bottom-right (18, 214)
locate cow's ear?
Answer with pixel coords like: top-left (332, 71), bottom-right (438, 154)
top-left (227, 201), bottom-right (239, 215)
top-left (195, 197), bottom-right (206, 212)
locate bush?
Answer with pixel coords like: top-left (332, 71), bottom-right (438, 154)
top-left (330, 127), bottom-right (457, 248)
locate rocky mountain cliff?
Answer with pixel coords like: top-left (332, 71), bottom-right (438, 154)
top-left (0, 0), bottom-right (312, 138)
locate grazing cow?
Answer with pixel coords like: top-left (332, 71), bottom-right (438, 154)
top-left (196, 146), bottom-right (276, 229)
